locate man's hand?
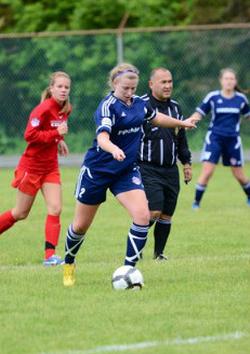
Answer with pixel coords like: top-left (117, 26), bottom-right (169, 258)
top-left (183, 164), bottom-right (192, 184)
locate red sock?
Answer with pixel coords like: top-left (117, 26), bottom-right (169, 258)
top-left (45, 214), bottom-right (61, 259)
top-left (0, 210), bottom-right (17, 234)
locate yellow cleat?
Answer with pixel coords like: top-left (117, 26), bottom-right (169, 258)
top-left (63, 263), bottom-right (76, 287)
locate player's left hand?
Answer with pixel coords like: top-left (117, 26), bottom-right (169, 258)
top-left (58, 140), bottom-right (69, 156)
top-left (183, 164), bottom-right (192, 184)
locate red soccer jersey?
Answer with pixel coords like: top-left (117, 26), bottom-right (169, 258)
top-left (18, 97), bottom-right (71, 174)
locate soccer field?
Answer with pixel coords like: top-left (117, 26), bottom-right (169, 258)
top-left (0, 164), bottom-right (249, 354)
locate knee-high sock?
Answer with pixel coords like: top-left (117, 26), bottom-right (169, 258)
top-left (125, 223), bottom-right (149, 267)
top-left (241, 181), bottom-right (250, 198)
top-left (154, 219), bottom-right (171, 257)
top-left (45, 214), bottom-right (61, 259)
top-left (194, 183), bottom-right (207, 204)
top-left (65, 224), bottom-right (85, 264)
top-left (0, 210), bottom-right (17, 234)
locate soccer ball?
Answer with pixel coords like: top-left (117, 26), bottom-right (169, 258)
top-left (112, 265), bottom-right (144, 290)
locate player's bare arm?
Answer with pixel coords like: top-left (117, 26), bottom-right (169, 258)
top-left (153, 112), bottom-right (199, 129)
top-left (58, 140), bottom-right (69, 156)
top-left (97, 131), bottom-right (126, 161)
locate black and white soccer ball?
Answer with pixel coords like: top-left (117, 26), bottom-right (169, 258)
top-left (112, 265), bottom-right (144, 290)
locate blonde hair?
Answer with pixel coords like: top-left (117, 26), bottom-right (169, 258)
top-left (108, 63), bottom-right (139, 90)
top-left (219, 68), bottom-right (250, 94)
top-left (41, 71), bottom-right (71, 114)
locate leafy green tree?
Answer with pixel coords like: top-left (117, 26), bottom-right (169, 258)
top-left (0, 0), bottom-right (249, 153)
top-left (0, 0), bottom-right (249, 33)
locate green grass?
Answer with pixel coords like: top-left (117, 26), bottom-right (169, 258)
top-left (0, 164), bottom-right (249, 354)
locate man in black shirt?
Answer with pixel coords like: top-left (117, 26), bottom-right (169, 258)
top-left (139, 68), bottom-right (192, 260)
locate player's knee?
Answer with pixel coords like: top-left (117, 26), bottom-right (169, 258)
top-left (12, 209), bottom-right (29, 221)
top-left (48, 205), bottom-right (62, 216)
top-left (134, 208), bottom-right (150, 225)
top-left (236, 176), bottom-right (247, 185)
top-left (72, 221), bottom-right (89, 235)
top-left (199, 173), bottom-right (211, 185)
top-left (231, 169), bottom-right (247, 184)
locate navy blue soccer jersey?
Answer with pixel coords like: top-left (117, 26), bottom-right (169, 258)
top-left (196, 90), bottom-right (250, 137)
top-left (83, 93), bottom-right (157, 174)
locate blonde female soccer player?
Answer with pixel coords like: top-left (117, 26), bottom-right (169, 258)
top-left (0, 71), bottom-right (71, 266)
top-left (63, 63), bottom-right (199, 286)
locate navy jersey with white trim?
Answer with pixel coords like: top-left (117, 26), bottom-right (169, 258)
top-left (197, 90), bottom-right (250, 137)
top-left (83, 93), bottom-right (157, 174)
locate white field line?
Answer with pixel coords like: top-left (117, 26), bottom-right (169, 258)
top-left (40, 331), bottom-right (246, 354)
top-left (0, 253), bottom-right (249, 271)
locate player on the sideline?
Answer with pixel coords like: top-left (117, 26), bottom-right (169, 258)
top-left (63, 62), bottom-right (199, 287)
top-left (0, 71), bottom-right (71, 266)
top-left (139, 68), bottom-right (192, 261)
top-left (190, 68), bottom-right (250, 209)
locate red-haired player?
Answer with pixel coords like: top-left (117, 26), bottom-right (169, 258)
top-left (0, 71), bottom-right (72, 266)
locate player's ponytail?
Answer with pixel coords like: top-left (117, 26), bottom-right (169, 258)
top-left (41, 87), bottom-right (52, 101)
top-left (41, 71), bottom-right (71, 114)
top-left (235, 85), bottom-right (250, 94)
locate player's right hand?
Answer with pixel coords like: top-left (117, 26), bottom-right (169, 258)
top-left (112, 146), bottom-right (126, 161)
top-left (57, 122), bottom-right (68, 136)
top-left (183, 116), bottom-right (200, 129)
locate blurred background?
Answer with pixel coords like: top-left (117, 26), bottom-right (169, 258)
top-left (0, 0), bottom-right (249, 156)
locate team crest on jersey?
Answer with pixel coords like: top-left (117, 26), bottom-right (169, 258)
top-left (217, 99), bottom-right (223, 104)
top-left (121, 112), bottom-right (126, 117)
top-left (132, 176), bottom-right (141, 185)
top-left (230, 158), bottom-right (237, 166)
top-left (31, 118), bottom-right (40, 127)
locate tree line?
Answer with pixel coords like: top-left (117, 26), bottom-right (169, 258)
top-left (0, 0), bottom-right (249, 33)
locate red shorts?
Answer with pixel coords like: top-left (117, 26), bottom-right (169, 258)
top-left (11, 168), bottom-right (61, 196)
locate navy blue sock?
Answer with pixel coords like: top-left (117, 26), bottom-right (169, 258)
top-left (65, 224), bottom-right (85, 264)
top-left (125, 223), bottom-right (149, 266)
top-left (154, 219), bottom-right (171, 257)
top-left (242, 181), bottom-right (250, 198)
top-left (194, 183), bottom-right (207, 204)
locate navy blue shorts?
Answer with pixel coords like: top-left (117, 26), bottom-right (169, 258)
top-left (75, 165), bottom-right (144, 205)
top-left (201, 132), bottom-right (244, 166)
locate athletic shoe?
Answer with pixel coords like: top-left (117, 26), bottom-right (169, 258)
top-left (154, 254), bottom-right (168, 261)
top-left (43, 255), bottom-right (64, 266)
top-left (247, 197), bottom-right (250, 206)
top-left (192, 201), bottom-right (200, 210)
top-left (63, 263), bottom-right (76, 287)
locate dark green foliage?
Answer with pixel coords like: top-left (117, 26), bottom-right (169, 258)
top-left (0, 0), bottom-right (249, 34)
top-left (0, 1), bottom-right (249, 154)
top-left (0, 28), bottom-right (249, 154)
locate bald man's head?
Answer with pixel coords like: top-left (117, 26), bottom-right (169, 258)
top-left (149, 68), bottom-right (173, 101)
